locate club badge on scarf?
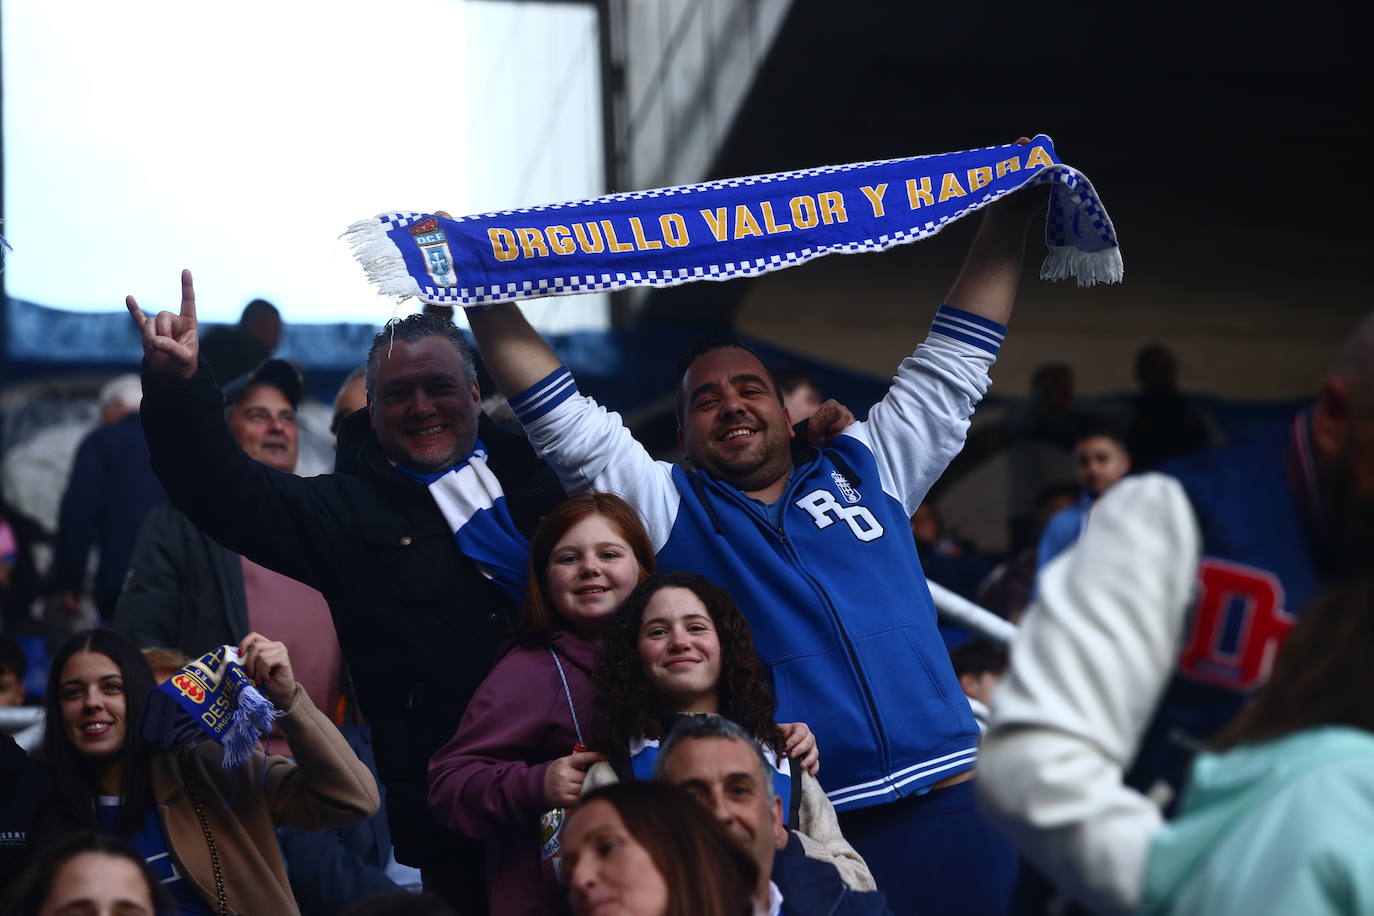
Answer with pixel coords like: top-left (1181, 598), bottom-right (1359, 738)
top-left (346, 135), bottom-right (1120, 307)
top-left (142, 645), bottom-right (281, 768)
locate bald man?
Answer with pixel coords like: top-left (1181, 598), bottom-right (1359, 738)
top-left (979, 312), bottom-right (1374, 914)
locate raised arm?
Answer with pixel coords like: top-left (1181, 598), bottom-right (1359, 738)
top-left (943, 139), bottom-right (1049, 326)
top-left (126, 269), bottom-right (200, 379)
top-left (431, 201), bottom-right (563, 399)
top-left (455, 300), bottom-right (681, 550)
top-left (855, 147), bottom-right (1047, 511)
top-left (125, 272), bottom-right (342, 589)
top-left (465, 303), bottom-right (562, 398)
top-left (977, 474), bottom-right (1200, 914)
top-left (237, 635), bottom-right (379, 829)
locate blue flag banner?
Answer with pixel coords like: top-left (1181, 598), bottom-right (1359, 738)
top-left (346, 135), bottom-right (1120, 307)
top-left (142, 645), bottom-right (281, 767)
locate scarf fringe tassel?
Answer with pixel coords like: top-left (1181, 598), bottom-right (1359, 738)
top-left (1040, 244), bottom-right (1123, 288)
top-left (222, 684), bottom-right (282, 769)
top-left (343, 219), bottom-right (421, 299)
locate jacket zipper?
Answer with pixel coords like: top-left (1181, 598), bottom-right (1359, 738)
top-left (725, 464), bottom-right (893, 791)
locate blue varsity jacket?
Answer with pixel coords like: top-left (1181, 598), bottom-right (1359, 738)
top-left (507, 306), bottom-right (1000, 811)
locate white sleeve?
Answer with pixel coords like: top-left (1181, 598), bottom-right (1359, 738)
top-left (846, 312), bottom-right (998, 515)
top-left (510, 366), bottom-right (681, 550)
top-left (976, 473), bottom-right (1201, 915)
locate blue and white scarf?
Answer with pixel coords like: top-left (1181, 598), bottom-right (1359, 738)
top-left (345, 134), bottom-right (1120, 307)
top-left (142, 645), bottom-right (280, 768)
top-left (395, 443), bottom-right (531, 602)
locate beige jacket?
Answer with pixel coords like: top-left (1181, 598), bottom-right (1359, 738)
top-left (151, 683), bottom-right (380, 915)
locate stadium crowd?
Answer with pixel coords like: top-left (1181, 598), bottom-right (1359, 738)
top-left (1, 180), bottom-right (1371, 916)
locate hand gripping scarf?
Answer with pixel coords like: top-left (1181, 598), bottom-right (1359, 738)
top-left (142, 645), bottom-right (280, 767)
top-left (345, 134), bottom-right (1120, 307)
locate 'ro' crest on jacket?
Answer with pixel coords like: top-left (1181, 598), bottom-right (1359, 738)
top-left (796, 488), bottom-right (884, 542)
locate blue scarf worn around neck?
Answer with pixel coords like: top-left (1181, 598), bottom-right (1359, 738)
top-left (395, 442), bottom-right (531, 603)
top-left (142, 645), bottom-right (280, 768)
top-left (345, 135), bottom-right (1119, 306)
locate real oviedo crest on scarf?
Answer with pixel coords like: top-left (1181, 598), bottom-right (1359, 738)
top-left (408, 217), bottom-right (459, 288)
top-left (346, 135), bottom-right (1121, 307)
top-left (142, 645), bottom-right (281, 768)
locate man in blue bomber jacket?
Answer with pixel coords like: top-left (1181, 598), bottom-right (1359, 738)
top-left (449, 184), bottom-right (1049, 914)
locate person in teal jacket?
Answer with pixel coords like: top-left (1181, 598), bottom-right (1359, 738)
top-left (1141, 576), bottom-right (1374, 916)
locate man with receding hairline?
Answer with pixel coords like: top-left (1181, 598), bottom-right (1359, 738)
top-left (655, 716), bottom-right (892, 916)
top-left (463, 185), bottom-right (1049, 913)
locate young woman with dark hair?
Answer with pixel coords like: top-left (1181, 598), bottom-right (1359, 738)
top-left (1139, 576), bottom-right (1374, 915)
top-left (594, 572), bottom-right (786, 758)
top-left (42, 628), bottom-right (158, 837)
top-left (563, 781), bottom-right (757, 916)
top-left (36, 628), bottom-right (378, 915)
top-left (427, 493), bottom-right (658, 915)
top-left (2, 831), bottom-right (174, 916)
top-left (587, 571), bottom-right (873, 890)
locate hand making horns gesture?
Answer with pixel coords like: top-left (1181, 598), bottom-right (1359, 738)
top-left (126, 269), bottom-right (199, 379)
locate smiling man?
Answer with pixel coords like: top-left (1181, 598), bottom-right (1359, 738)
top-left (656, 715), bottom-right (891, 916)
top-left (465, 183), bottom-right (1049, 914)
top-left (127, 286), bottom-right (563, 913)
top-left (366, 332), bottom-right (481, 471)
top-left (225, 358), bottom-right (301, 472)
top-left (114, 358), bottom-right (346, 757)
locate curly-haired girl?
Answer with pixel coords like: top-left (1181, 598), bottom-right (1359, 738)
top-left (587, 571), bottom-right (874, 890)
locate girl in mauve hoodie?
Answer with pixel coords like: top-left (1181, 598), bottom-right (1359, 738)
top-left (427, 493), bottom-right (655, 916)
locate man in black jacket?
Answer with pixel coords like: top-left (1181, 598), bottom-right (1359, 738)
top-left (127, 271), bottom-right (563, 910)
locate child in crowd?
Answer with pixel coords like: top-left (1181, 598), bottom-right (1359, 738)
top-left (0, 635), bottom-right (27, 707)
top-left (949, 639), bottom-right (1008, 733)
top-left (586, 571), bottom-right (873, 890)
top-left (426, 493), bottom-right (656, 916)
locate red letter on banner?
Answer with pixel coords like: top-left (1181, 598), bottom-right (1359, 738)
top-left (1178, 558), bottom-right (1294, 692)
